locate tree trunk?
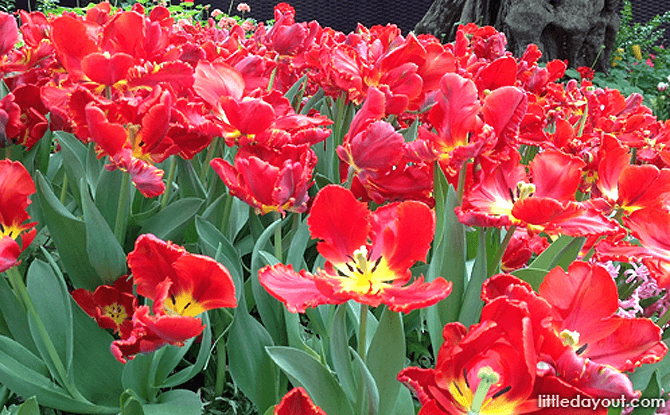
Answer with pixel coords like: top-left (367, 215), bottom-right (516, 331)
top-left (415, 0), bottom-right (620, 74)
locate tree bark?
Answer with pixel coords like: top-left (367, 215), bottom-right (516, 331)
top-left (415, 0), bottom-right (620, 74)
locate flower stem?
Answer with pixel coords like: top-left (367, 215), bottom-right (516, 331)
top-left (358, 304), bottom-right (369, 362)
top-left (59, 172), bottom-right (69, 204)
top-left (160, 157), bottom-right (177, 210)
top-left (114, 173), bottom-right (130, 245)
top-left (273, 211), bottom-right (283, 262)
top-left (490, 225), bottom-right (517, 274)
top-left (200, 137), bottom-right (219, 183)
top-left (215, 328), bottom-right (227, 396)
top-left (456, 161), bottom-right (468, 203)
top-left (4, 267), bottom-right (86, 401)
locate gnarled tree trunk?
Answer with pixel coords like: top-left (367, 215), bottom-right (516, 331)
top-left (415, 0), bottom-right (620, 74)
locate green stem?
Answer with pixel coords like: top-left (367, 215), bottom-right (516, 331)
top-left (273, 211), bottom-right (283, 262)
top-left (160, 157), bottom-right (178, 210)
top-left (59, 172), bottom-right (69, 205)
top-left (267, 67), bottom-right (278, 91)
top-left (456, 161), bottom-right (468, 203)
top-left (490, 225), bottom-right (517, 274)
top-left (214, 321), bottom-right (227, 396)
top-left (114, 173), bottom-right (131, 245)
top-left (220, 194), bottom-right (233, 236)
top-left (200, 137), bottom-right (219, 183)
top-left (358, 304), bottom-right (369, 362)
top-left (4, 267), bottom-right (86, 401)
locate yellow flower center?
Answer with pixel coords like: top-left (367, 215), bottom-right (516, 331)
top-left (165, 293), bottom-right (206, 318)
top-left (103, 303), bottom-right (128, 327)
top-left (334, 245), bottom-right (394, 295)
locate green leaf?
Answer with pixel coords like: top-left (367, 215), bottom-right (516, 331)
top-left (631, 370), bottom-right (662, 415)
top-left (227, 298), bottom-right (278, 414)
top-left (139, 197), bottom-right (204, 241)
top-left (120, 393), bottom-right (145, 415)
top-left (511, 268), bottom-right (549, 291)
top-left (266, 346), bottom-right (354, 415)
top-left (528, 235), bottom-right (585, 272)
top-left (0, 346), bottom-right (118, 414)
top-left (194, 216), bottom-right (244, 299)
top-left (630, 349), bottom-right (670, 391)
top-left (70, 301), bottom-right (124, 407)
top-left (389, 386), bottom-right (415, 415)
top-left (14, 396), bottom-right (39, 415)
top-left (285, 215), bottom-right (310, 270)
top-left (459, 229), bottom-right (488, 327)
top-left (54, 131), bottom-right (88, 204)
top-left (26, 260), bottom-right (73, 385)
top-left (94, 168), bottom-right (125, 231)
top-left (176, 158), bottom-right (206, 199)
top-left (158, 313), bottom-right (212, 388)
top-left (81, 179), bottom-right (127, 284)
top-left (0, 276), bottom-right (38, 354)
top-left (366, 308), bottom-right (404, 415)
top-left (250, 219), bottom-right (287, 345)
top-left (122, 354), bottom-right (156, 403)
top-left (426, 183), bottom-right (466, 352)
top-left (350, 349), bottom-right (379, 415)
top-left (329, 305), bottom-right (356, 403)
top-left (608, 407), bottom-right (623, 415)
top-left (142, 390), bottom-right (202, 415)
top-left (35, 172), bottom-right (101, 290)
top-left (0, 336), bottom-right (48, 378)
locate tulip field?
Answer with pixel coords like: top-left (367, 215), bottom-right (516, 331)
top-left (1, 1), bottom-right (670, 414)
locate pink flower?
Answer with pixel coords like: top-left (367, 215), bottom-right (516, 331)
top-left (237, 2), bottom-right (250, 13)
top-left (241, 20), bottom-right (255, 32)
top-left (211, 9), bottom-right (222, 17)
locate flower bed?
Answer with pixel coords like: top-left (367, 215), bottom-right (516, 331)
top-left (1, 2), bottom-right (670, 414)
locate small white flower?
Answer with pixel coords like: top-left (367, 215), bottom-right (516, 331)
top-left (658, 82), bottom-right (669, 92)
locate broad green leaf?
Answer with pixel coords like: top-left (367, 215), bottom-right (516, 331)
top-left (608, 407), bottom-right (623, 415)
top-left (366, 308), bottom-right (404, 415)
top-left (0, 276), bottom-right (38, 354)
top-left (139, 197), bottom-right (204, 241)
top-left (511, 268), bottom-right (549, 291)
top-left (459, 229), bottom-right (488, 327)
top-left (266, 346), bottom-right (354, 415)
top-left (94, 168), bottom-right (125, 230)
top-left (426, 183), bottom-right (466, 352)
top-left (631, 370), bottom-right (662, 415)
top-left (123, 353), bottom-right (156, 403)
top-left (329, 305), bottom-right (356, 403)
top-left (528, 235), bottom-right (585, 271)
top-left (250, 219), bottom-right (287, 345)
top-left (0, 336), bottom-right (48, 377)
top-left (390, 386), bottom-right (414, 415)
top-left (81, 179), bottom-right (127, 284)
top-left (227, 297), bottom-right (278, 414)
top-left (158, 313), bottom-right (213, 388)
top-left (630, 350), bottom-right (670, 391)
top-left (176, 158), bottom-right (206, 199)
top-left (285, 215), bottom-right (310, 270)
top-left (10, 396), bottom-right (39, 415)
top-left (142, 390), bottom-right (202, 415)
top-left (85, 144), bottom-right (103, 193)
top-left (0, 347), bottom-right (117, 414)
top-left (70, 302), bottom-right (124, 407)
top-left (26, 260), bottom-right (74, 386)
top-left (35, 172), bottom-right (101, 290)
top-left (120, 393), bottom-right (145, 415)
top-left (351, 349), bottom-right (379, 415)
top-left (54, 131), bottom-right (88, 204)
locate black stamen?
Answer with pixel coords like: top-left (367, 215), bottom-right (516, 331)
top-left (453, 381), bottom-right (463, 396)
top-left (183, 302), bottom-right (192, 310)
top-left (508, 188), bottom-right (516, 202)
top-left (463, 369), bottom-right (470, 389)
top-left (492, 385), bottom-right (512, 399)
top-left (356, 267), bottom-right (364, 274)
top-left (170, 295), bottom-right (176, 305)
top-left (346, 263), bottom-right (355, 273)
top-left (576, 343), bottom-right (588, 355)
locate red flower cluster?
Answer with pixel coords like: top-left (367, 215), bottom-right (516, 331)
top-left (399, 262), bottom-right (667, 414)
top-left (72, 234), bottom-right (236, 363)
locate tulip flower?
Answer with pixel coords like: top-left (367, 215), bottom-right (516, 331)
top-left (259, 185), bottom-right (451, 313)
